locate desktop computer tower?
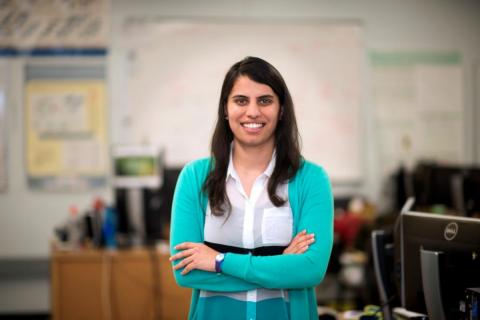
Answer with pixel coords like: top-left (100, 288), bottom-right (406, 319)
top-left (115, 167), bottom-right (182, 246)
top-left (115, 187), bottom-right (163, 246)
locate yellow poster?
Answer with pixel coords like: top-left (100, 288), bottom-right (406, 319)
top-left (25, 80), bottom-right (108, 190)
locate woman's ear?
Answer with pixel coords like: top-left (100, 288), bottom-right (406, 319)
top-left (224, 106), bottom-right (229, 120)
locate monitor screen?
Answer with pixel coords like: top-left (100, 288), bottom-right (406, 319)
top-left (112, 145), bottom-right (164, 188)
top-left (411, 163), bottom-right (480, 217)
top-left (399, 211), bottom-right (480, 317)
top-left (463, 172), bottom-right (480, 217)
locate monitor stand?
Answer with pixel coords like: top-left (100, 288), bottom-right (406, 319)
top-left (420, 249), bottom-right (446, 320)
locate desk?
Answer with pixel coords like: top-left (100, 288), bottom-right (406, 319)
top-left (51, 246), bottom-right (191, 320)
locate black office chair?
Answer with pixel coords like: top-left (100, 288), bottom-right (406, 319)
top-left (371, 229), bottom-right (397, 320)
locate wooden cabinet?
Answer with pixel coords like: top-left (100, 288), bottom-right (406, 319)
top-left (51, 246), bottom-right (191, 320)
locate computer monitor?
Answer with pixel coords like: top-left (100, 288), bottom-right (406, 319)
top-left (411, 163), bottom-right (480, 217)
top-left (112, 145), bottom-right (165, 245)
top-left (462, 171), bottom-right (480, 217)
top-left (399, 211), bottom-right (480, 318)
top-left (412, 163), bottom-right (462, 210)
top-left (112, 145), bottom-right (164, 189)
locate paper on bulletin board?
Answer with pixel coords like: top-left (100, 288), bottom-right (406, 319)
top-left (0, 61), bottom-right (6, 192)
top-left (0, 0), bottom-right (109, 49)
top-left (371, 51), bottom-right (463, 176)
top-left (25, 80), bottom-right (108, 190)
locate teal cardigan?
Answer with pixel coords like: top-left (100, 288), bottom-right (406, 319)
top-left (170, 158), bottom-right (334, 320)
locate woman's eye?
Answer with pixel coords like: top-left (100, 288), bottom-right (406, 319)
top-left (258, 98), bottom-right (272, 105)
top-left (235, 99), bottom-right (248, 106)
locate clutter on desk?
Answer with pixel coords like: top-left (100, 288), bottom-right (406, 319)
top-left (53, 197), bottom-right (117, 250)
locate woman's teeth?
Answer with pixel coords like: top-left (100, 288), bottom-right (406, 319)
top-left (243, 123), bottom-right (263, 128)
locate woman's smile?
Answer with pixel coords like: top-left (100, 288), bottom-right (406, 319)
top-left (241, 122), bottom-right (266, 133)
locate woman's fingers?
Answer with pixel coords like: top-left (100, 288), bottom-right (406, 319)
top-left (169, 248), bottom-right (196, 261)
top-left (294, 230), bottom-right (307, 240)
top-left (292, 233), bottom-right (314, 249)
top-left (174, 242), bottom-right (196, 250)
top-left (173, 256), bottom-right (194, 270)
top-left (284, 231), bottom-right (315, 254)
top-left (299, 234), bottom-right (315, 247)
top-left (296, 235), bottom-right (315, 252)
top-left (181, 261), bottom-right (195, 275)
top-left (295, 237), bottom-right (315, 254)
top-left (284, 231), bottom-right (306, 253)
top-left (170, 243), bottom-right (219, 274)
top-left (170, 242), bottom-right (200, 261)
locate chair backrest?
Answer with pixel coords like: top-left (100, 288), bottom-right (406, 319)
top-left (371, 229), bottom-right (397, 320)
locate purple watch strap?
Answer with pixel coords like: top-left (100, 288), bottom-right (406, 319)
top-left (215, 254), bottom-right (224, 273)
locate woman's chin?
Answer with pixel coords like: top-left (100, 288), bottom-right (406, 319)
top-left (234, 137), bottom-right (275, 149)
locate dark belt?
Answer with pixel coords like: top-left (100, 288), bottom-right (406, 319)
top-left (204, 241), bottom-right (287, 256)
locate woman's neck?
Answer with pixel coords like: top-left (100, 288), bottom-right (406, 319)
top-left (232, 141), bottom-right (274, 175)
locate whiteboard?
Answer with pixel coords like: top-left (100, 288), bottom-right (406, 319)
top-left (117, 20), bottom-right (364, 182)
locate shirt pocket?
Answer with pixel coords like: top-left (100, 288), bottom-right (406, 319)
top-left (261, 207), bottom-right (293, 246)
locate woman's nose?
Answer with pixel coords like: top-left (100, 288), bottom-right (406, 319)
top-left (246, 102), bottom-right (261, 117)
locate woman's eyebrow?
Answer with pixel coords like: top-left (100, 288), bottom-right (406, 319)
top-left (231, 95), bottom-right (249, 99)
top-left (257, 94), bottom-right (274, 99)
top-left (230, 94), bottom-right (274, 99)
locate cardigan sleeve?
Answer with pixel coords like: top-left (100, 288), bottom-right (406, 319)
top-left (220, 163), bottom-right (334, 289)
top-left (170, 161), bottom-right (258, 292)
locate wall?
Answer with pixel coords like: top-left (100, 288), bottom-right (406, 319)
top-left (109, 0), bottom-right (480, 210)
top-left (0, 0), bottom-right (479, 313)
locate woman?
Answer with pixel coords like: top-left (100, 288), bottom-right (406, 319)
top-left (170, 56), bottom-right (333, 320)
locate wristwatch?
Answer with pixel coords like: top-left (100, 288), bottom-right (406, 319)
top-left (215, 253), bottom-right (225, 273)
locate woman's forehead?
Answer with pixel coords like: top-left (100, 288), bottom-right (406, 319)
top-left (229, 75), bottom-right (276, 97)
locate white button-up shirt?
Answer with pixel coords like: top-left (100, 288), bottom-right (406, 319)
top-left (202, 148), bottom-right (293, 308)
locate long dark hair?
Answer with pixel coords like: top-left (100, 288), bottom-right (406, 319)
top-left (203, 56), bottom-right (301, 216)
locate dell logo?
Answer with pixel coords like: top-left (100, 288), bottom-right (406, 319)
top-left (444, 222), bottom-right (458, 241)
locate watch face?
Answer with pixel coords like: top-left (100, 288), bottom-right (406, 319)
top-left (216, 253), bottom-right (225, 262)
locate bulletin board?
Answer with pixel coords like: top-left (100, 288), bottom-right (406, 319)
top-left (371, 51), bottom-right (464, 176)
top-left (24, 63), bottom-right (108, 191)
top-left (116, 20), bottom-right (365, 183)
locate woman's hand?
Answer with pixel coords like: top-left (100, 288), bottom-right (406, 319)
top-left (283, 230), bottom-right (315, 254)
top-left (169, 242), bottom-right (219, 275)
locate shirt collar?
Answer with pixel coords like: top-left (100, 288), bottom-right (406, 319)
top-left (226, 145), bottom-right (238, 181)
top-left (226, 143), bottom-right (276, 181)
top-left (264, 150), bottom-right (276, 177)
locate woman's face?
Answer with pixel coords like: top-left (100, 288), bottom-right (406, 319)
top-left (226, 75), bottom-right (280, 150)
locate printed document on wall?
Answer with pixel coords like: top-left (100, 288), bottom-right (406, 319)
top-left (371, 52), bottom-right (463, 176)
top-left (24, 80), bottom-right (108, 190)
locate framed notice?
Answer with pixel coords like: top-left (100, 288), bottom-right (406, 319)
top-left (25, 80), bottom-right (108, 190)
top-left (371, 51), bottom-right (464, 176)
